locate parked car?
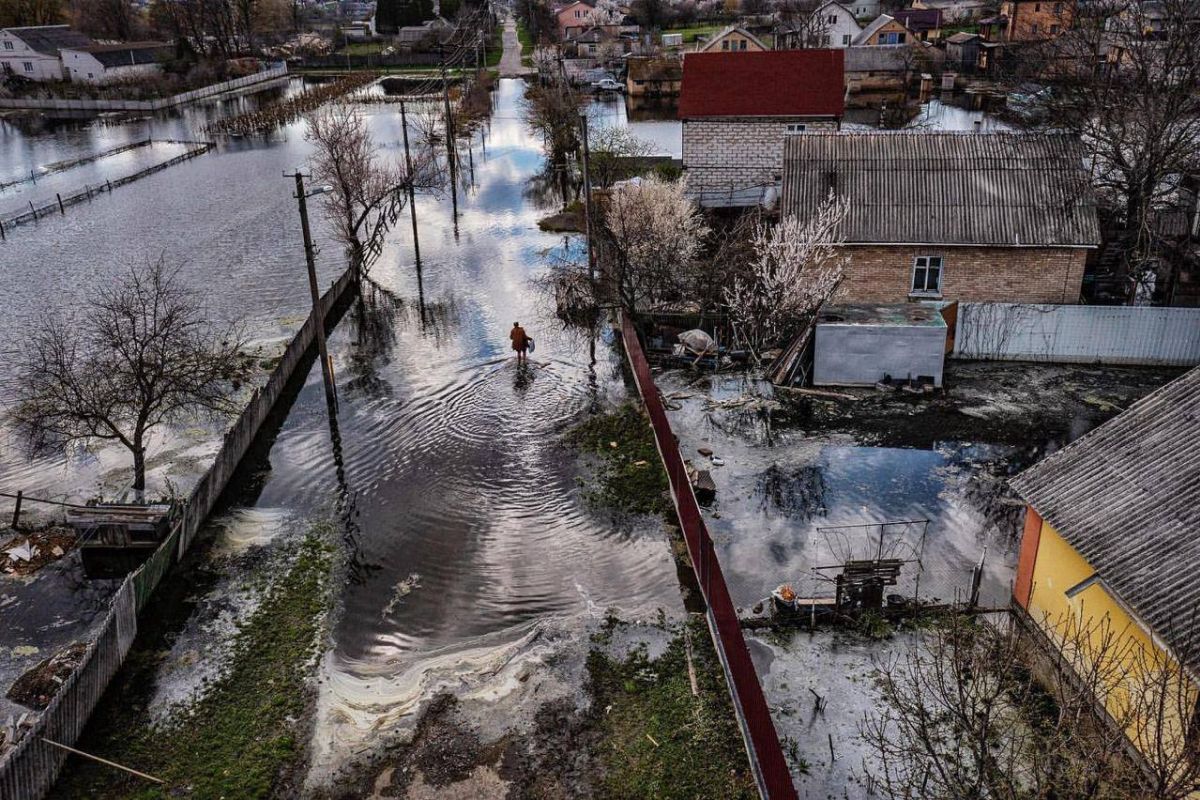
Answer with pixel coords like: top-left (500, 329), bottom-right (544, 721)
top-left (591, 78), bottom-right (625, 93)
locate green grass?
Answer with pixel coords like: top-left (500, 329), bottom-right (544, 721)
top-left (588, 617), bottom-right (757, 799)
top-left (662, 23), bottom-right (724, 43)
top-left (53, 526), bottom-right (337, 800)
top-left (336, 41), bottom-right (386, 55)
top-left (567, 402), bottom-right (671, 517)
top-left (517, 20), bottom-right (534, 53)
top-left (486, 26), bottom-right (503, 67)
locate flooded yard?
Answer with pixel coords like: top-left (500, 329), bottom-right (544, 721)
top-left (656, 360), bottom-right (1182, 795)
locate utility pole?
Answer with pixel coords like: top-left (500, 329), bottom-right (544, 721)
top-left (578, 110), bottom-right (595, 283)
top-left (439, 41), bottom-right (460, 226)
top-left (287, 171), bottom-right (338, 412)
top-left (399, 100), bottom-right (422, 268)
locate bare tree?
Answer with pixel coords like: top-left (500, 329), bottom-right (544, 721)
top-left (306, 103), bottom-right (435, 275)
top-left (10, 259), bottom-right (247, 497)
top-left (723, 191), bottom-right (847, 358)
top-left (862, 610), bottom-right (1200, 800)
top-left (1013, 0), bottom-right (1200, 302)
top-left (774, 0), bottom-right (834, 49)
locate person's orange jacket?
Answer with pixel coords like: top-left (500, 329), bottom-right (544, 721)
top-left (510, 326), bottom-right (529, 350)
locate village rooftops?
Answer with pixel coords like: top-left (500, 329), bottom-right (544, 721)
top-left (627, 56), bottom-right (682, 82)
top-left (780, 131), bottom-right (1101, 247)
top-left (678, 49), bottom-right (845, 119)
top-left (1010, 366), bottom-right (1200, 670)
top-left (945, 30), bottom-right (983, 42)
top-left (3, 25), bottom-right (93, 55)
top-left (891, 7), bottom-right (943, 31)
top-left (64, 41), bottom-right (171, 67)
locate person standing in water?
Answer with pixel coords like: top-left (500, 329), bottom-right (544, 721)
top-left (510, 322), bottom-right (530, 364)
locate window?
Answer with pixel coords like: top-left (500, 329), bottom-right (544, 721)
top-left (786, 123), bottom-right (807, 132)
top-left (1034, 2), bottom-right (1040, 9)
top-left (1030, 21), bottom-right (1039, 33)
top-left (23, 61), bottom-right (33, 72)
top-left (739, 38), bottom-right (747, 49)
top-left (880, 31), bottom-right (907, 43)
top-left (3, 41), bottom-right (12, 50)
top-left (1053, 1), bottom-right (1062, 11)
top-left (1049, 23), bottom-right (1059, 33)
top-left (911, 256), bottom-right (943, 295)
top-left (827, 13), bottom-right (838, 22)
top-left (842, 33), bottom-right (852, 44)
top-left (722, 39), bottom-right (729, 49)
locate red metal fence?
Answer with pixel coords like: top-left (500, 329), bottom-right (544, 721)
top-left (619, 314), bottom-right (798, 800)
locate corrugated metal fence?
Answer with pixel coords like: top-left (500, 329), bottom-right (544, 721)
top-left (0, 267), bottom-right (357, 800)
top-left (953, 303), bottom-right (1200, 366)
top-left (619, 314), bottom-right (798, 800)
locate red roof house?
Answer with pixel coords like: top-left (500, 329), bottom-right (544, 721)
top-left (680, 50), bottom-right (845, 207)
top-left (678, 49), bottom-right (846, 119)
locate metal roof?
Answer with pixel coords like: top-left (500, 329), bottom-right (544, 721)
top-left (678, 50), bottom-right (845, 119)
top-left (1010, 367), bottom-right (1200, 670)
top-left (66, 41), bottom-right (170, 67)
top-left (780, 132), bottom-right (1101, 246)
top-left (843, 44), bottom-right (910, 72)
top-left (4, 25), bottom-right (92, 55)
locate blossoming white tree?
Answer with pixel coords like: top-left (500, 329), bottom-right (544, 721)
top-left (601, 175), bottom-right (710, 319)
top-left (724, 191), bottom-right (849, 360)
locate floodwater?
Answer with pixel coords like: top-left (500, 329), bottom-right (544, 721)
top-left (1, 77), bottom-right (684, 785)
top-left (584, 94), bottom-right (1010, 160)
top-left (656, 371), bottom-right (1031, 795)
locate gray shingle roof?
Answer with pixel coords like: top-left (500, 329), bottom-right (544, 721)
top-left (70, 41), bottom-right (170, 67)
top-left (1010, 367), bottom-right (1200, 670)
top-left (780, 132), bottom-right (1101, 246)
top-left (6, 25), bottom-right (93, 55)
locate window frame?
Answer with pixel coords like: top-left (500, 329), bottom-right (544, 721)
top-left (910, 255), bottom-right (944, 297)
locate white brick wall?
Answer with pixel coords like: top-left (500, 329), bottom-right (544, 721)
top-left (682, 117), bottom-right (838, 204)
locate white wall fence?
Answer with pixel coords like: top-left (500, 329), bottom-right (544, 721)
top-left (953, 303), bottom-right (1200, 366)
top-left (0, 64), bottom-right (288, 112)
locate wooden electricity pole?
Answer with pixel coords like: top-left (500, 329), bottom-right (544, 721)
top-left (578, 110), bottom-right (595, 283)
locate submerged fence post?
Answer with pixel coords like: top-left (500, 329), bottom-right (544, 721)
top-left (11, 491), bottom-right (23, 528)
top-left (56, 194), bottom-right (65, 214)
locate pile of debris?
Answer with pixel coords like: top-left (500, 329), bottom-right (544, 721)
top-left (6, 642), bottom-right (88, 711)
top-left (1, 527), bottom-right (76, 577)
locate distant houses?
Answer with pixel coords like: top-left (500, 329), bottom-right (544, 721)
top-left (0, 25), bottom-right (93, 81)
top-left (696, 24), bottom-right (768, 53)
top-left (775, 2), bottom-right (863, 49)
top-left (780, 132), bottom-right (1101, 304)
top-left (626, 56), bottom-right (682, 98)
top-left (60, 42), bottom-right (172, 84)
top-left (679, 49), bottom-right (845, 207)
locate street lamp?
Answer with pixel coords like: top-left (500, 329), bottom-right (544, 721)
top-left (285, 170), bottom-right (338, 412)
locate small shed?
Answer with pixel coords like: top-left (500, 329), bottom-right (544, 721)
top-left (813, 304), bottom-right (947, 387)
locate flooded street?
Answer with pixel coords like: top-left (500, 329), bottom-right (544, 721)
top-left (2, 74), bottom-right (687, 792)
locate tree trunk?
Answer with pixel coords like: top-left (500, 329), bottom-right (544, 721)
top-left (132, 443), bottom-right (146, 499)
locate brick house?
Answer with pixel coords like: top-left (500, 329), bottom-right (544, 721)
top-left (780, 132), bottom-right (1101, 304)
top-left (679, 50), bottom-right (844, 207)
top-left (998, 0), bottom-right (1073, 40)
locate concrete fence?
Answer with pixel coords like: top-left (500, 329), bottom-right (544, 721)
top-left (953, 303), bottom-right (1200, 366)
top-left (0, 267), bottom-right (358, 800)
top-left (0, 64), bottom-right (288, 112)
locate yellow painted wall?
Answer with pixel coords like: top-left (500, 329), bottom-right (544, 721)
top-left (1027, 521), bottom-right (1199, 780)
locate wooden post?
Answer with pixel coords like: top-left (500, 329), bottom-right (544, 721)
top-left (0, 219), bottom-right (6, 242)
top-left (11, 491), bottom-right (23, 529)
top-left (56, 193), bottom-right (65, 214)
top-left (40, 738), bottom-right (164, 785)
